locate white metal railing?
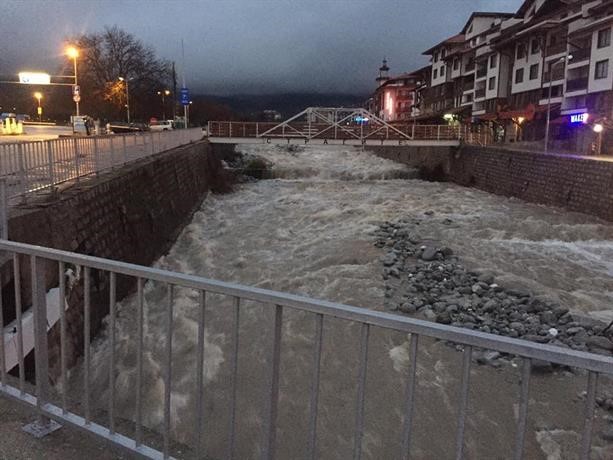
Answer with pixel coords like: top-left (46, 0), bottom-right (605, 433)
top-left (0, 239), bottom-right (611, 459)
top-left (0, 128), bottom-right (204, 201)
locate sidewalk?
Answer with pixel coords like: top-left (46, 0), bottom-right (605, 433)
top-left (0, 396), bottom-right (133, 460)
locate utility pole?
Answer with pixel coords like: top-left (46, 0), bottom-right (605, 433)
top-left (182, 39), bottom-right (189, 128)
top-left (172, 62), bottom-right (177, 120)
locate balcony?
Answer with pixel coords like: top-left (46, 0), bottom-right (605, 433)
top-left (545, 41), bottom-right (567, 57)
top-left (475, 88), bottom-right (486, 99)
top-left (465, 62), bottom-right (475, 72)
top-left (476, 67), bottom-right (487, 79)
top-left (566, 77), bottom-right (588, 92)
top-left (543, 66), bottom-right (565, 83)
top-left (463, 81), bottom-right (475, 91)
top-left (570, 48), bottom-right (590, 62)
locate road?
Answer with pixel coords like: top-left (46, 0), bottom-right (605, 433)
top-left (0, 125), bottom-right (73, 143)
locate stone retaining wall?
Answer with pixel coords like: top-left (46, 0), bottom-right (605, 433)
top-left (1, 141), bottom-right (233, 378)
top-left (369, 145), bottom-right (613, 222)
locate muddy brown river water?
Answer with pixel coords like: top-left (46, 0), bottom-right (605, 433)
top-left (72, 144), bottom-right (613, 459)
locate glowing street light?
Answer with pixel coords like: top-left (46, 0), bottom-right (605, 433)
top-left (157, 89), bottom-right (171, 120)
top-left (34, 92), bottom-right (43, 122)
top-left (118, 77), bottom-right (131, 123)
top-left (66, 46), bottom-right (80, 116)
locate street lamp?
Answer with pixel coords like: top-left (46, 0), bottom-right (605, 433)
top-left (544, 54), bottom-right (572, 154)
top-left (34, 92), bottom-right (43, 122)
top-left (65, 46), bottom-right (79, 116)
top-left (593, 123), bottom-right (604, 155)
top-left (118, 77), bottom-right (130, 123)
top-left (157, 89), bottom-right (171, 120)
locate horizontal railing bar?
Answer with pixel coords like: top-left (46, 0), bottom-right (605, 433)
top-left (0, 239), bottom-right (611, 374)
top-left (0, 383), bottom-right (170, 459)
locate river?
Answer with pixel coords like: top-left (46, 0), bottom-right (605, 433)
top-left (75, 144), bottom-right (613, 459)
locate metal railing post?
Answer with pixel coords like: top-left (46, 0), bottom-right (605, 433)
top-left (256, 123), bottom-right (259, 137)
top-left (17, 144), bottom-right (26, 196)
top-left (46, 141), bottom-right (54, 186)
top-left (122, 135), bottom-right (128, 164)
top-left (73, 138), bottom-right (80, 182)
top-left (109, 136), bottom-right (115, 169)
top-left (149, 132), bottom-right (155, 155)
top-left (31, 257), bottom-right (49, 414)
top-left (0, 179), bottom-right (8, 239)
top-left (437, 125), bottom-right (441, 141)
top-left (93, 137), bottom-right (100, 177)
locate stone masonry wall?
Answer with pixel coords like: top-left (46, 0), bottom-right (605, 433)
top-left (369, 145), bottom-right (613, 222)
top-left (1, 141), bottom-right (233, 379)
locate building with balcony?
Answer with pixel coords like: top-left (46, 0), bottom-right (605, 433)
top-left (370, 61), bottom-right (427, 122)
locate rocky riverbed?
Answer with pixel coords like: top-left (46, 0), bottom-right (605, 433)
top-left (375, 216), bottom-right (613, 359)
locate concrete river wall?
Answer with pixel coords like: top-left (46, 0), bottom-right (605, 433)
top-left (369, 145), bottom-right (613, 223)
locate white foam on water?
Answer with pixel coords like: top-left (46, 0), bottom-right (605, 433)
top-left (75, 145), bottom-right (613, 455)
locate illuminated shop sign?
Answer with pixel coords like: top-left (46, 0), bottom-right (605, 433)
top-left (570, 113), bottom-right (589, 124)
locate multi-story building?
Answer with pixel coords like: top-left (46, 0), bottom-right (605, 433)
top-left (367, 0), bottom-right (612, 153)
top-left (488, 0), bottom-right (612, 152)
top-left (370, 61), bottom-right (428, 122)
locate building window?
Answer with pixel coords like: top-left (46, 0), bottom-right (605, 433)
top-left (598, 28), bottom-right (611, 48)
top-left (529, 63), bottom-right (539, 80)
top-left (490, 54), bottom-right (497, 69)
top-left (516, 43), bottom-right (526, 59)
top-left (433, 68), bottom-right (438, 79)
top-left (434, 51), bottom-right (439, 63)
top-left (531, 38), bottom-right (540, 54)
top-left (440, 65), bottom-right (445, 76)
top-left (595, 59), bottom-right (609, 79)
top-left (488, 77), bottom-right (496, 90)
top-left (515, 67), bottom-right (524, 83)
top-left (453, 58), bottom-right (459, 70)
top-left (441, 48), bottom-right (447, 58)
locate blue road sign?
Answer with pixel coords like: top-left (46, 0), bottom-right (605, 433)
top-left (180, 88), bottom-right (190, 106)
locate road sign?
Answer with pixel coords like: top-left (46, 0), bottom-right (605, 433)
top-left (37, 107), bottom-right (42, 115)
top-left (18, 72), bottom-right (51, 85)
top-left (180, 87), bottom-right (190, 106)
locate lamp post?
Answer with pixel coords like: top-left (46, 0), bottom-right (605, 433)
top-left (118, 77), bottom-right (130, 123)
top-left (544, 55), bottom-right (572, 154)
top-left (593, 123), bottom-right (604, 155)
top-left (66, 46), bottom-right (79, 116)
top-left (157, 89), bottom-right (171, 120)
top-left (34, 92), bottom-right (42, 122)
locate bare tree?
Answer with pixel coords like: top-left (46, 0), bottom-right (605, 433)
top-left (73, 26), bottom-right (171, 121)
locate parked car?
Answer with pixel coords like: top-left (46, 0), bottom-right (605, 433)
top-left (149, 120), bottom-right (174, 131)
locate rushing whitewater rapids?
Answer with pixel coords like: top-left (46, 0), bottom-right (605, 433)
top-left (73, 145), bottom-right (613, 459)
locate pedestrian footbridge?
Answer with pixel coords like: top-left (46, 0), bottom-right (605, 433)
top-left (207, 107), bottom-right (486, 147)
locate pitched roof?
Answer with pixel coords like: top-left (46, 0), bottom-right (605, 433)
top-left (461, 11), bottom-right (515, 33)
top-left (422, 33), bottom-right (465, 55)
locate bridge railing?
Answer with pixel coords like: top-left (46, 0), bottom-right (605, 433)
top-left (0, 239), bottom-right (610, 459)
top-left (0, 128), bottom-right (204, 202)
top-left (207, 121), bottom-right (495, 144)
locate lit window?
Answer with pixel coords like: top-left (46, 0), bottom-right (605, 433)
top-left (598, 28), bottom-right (611, 48)
top-left (529, 63), bottom-right (539, 80)
top-left (595, 59), bottom-right (609, 79)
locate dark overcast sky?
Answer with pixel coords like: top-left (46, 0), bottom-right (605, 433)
top-left (1, 0), bottom-right (524, 95)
